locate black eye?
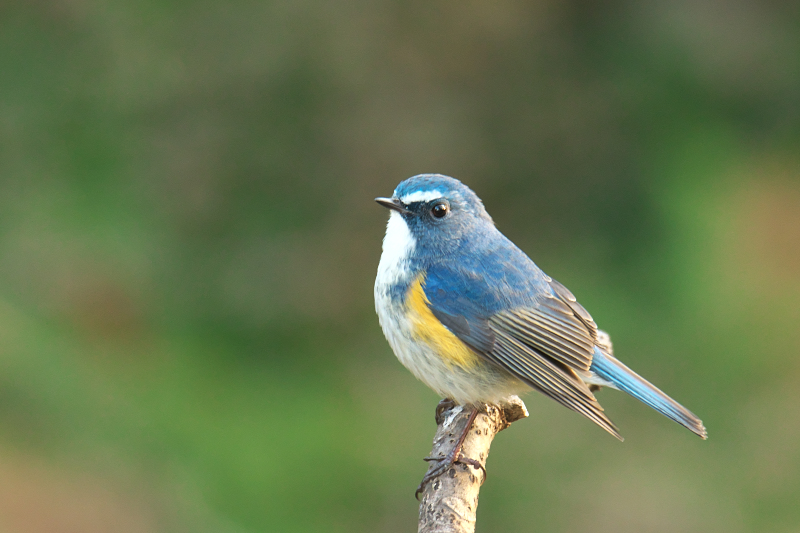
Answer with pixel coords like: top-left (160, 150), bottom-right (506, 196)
top-left (431, 203), bottom-right (449, 218)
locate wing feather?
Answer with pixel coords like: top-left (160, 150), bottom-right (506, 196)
top-left (548, 279), bottom-right (597, 335)
top-left (520, 311), bottom-right (593, 351)
top-left (495, 311), bottom-right (593, 370)
top-left (487, 326), bottom-right (622, 440)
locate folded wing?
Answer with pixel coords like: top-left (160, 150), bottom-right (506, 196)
top-left (426, 269), bottom-right (622, 440)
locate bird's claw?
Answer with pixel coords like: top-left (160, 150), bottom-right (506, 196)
top-left (455, 453), bottom-right (487, 483)
top-left (415, 453), bottom-right (486, 499)
top-left (434, 398), bottom-right (457, 425)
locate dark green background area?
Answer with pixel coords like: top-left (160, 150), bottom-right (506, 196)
top-left (1, 1), bottom-right (799, 531)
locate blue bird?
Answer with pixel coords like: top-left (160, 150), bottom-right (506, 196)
top-left (374, 174), bottom-right (706, 493)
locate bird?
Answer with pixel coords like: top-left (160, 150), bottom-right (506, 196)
top-left (373, 174), bottom-right (707, 494)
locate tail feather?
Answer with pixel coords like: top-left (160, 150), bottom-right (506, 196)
top-left (590, 348), bottom-right (707, 439)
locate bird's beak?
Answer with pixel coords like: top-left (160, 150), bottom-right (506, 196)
top-left (375, 197), bottom-right (411, 214)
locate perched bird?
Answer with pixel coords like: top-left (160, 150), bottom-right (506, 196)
top-left (374, 174), bottom-right (706, 492)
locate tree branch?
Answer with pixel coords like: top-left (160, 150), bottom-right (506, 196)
top-left (417, 396), bottom-right (528, 533)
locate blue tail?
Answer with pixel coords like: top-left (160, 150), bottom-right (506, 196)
top-left (590, 348), bottom-right (707, 439)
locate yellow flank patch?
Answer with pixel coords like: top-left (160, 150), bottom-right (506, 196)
top-left (406, 274), bottom-right (479, 369)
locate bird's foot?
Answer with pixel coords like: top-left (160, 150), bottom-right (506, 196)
top-left (415, 451), bottom-right (486, 499)
top-left (454, 454), bottom-right (487, 481)
top-left (434, 398), bottom-right (457, 425)
top-left (416, 405), bottom-right (484, 499)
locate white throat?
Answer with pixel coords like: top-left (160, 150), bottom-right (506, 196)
top-left (376, 211), bottom-right (416, 288)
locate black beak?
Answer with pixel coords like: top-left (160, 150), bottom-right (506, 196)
top-left (375, 197), bottom-right (411, 214)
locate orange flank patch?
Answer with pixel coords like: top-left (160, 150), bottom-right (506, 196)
top-left (405, 275), bottom-right (480, 369)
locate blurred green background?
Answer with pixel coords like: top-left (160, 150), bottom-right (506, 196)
top-left (1, 1), bottom-right (799, 531)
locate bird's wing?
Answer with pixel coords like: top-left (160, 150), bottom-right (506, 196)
top-left (424, 266), bottom-right (621, 440)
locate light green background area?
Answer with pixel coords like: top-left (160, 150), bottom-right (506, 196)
top-left (1, 2), bottom-right (799, 532)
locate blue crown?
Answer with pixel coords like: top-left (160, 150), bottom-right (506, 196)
top-left (394, 174), bottom-right (490, 220)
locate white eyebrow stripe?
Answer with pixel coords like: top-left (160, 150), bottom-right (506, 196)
top-left (399, 190), bottom-right (444, 203)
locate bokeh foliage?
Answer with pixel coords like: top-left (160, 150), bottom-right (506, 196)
top-left (1, 1), bottom-right (799, 531)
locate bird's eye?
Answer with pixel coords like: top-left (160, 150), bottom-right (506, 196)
top-left (431, 203), bottom-right (449, 218)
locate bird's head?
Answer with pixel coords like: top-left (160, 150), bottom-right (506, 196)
top-left (376, 174), bottom-right (494, 257)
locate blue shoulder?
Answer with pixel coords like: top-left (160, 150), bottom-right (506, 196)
top-left (424, 231), bottom-right (550, 318)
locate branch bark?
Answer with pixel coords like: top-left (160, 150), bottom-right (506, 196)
top-left (417, 396), bottom-right (528, 533)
